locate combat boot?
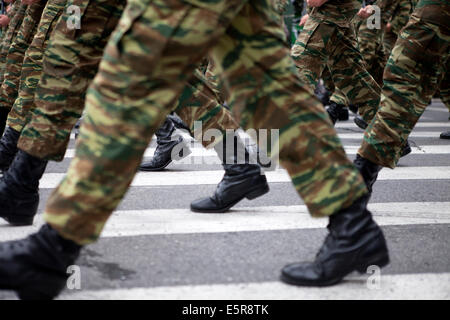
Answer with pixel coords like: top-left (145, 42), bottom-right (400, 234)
top-left (353, 154), bottom-right (382, 194)
top-left (190, 132), bottom-right (269, 213)
top-left (140, 116), bottom-right (191, 171)
top-left (440, 130), bottom-right (450, 139)
top-left (281, 194), bottom-right (389, 287)
top-left (0, 150), bottom-right (47, 226)
top-left (354, 114), bottom-right (368, 130)
top-left (0, 108), bottom-right (8, 136)
top-left (325, 102), bottom-right (347, 125)
top-left (400, 140), bottom-right (412, 157)
top-left (0, 224), bottom-right (82, 300)
top-left (339, 107), bottom-right (349, 121)
top-left (348, 104), bottom-right (358, 114)
top-left (0, 126), bottom-right (20, 172)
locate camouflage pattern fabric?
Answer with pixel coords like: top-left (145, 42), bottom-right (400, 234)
top-left (18, 0), bottom-right (126, 161)
top-left (0, 3), bottom-right (26, 86)
top-left (382, 0), bottom-right (415, 63)
top-left (0, 2), bottom-right (46, 111)
top-left (291, 0), bottom-right (382, 123)
top-left (0, 1), bottom-right (20, 61)
top-left (358, 0), bottom-right (450, 168)
top-left (42, 0), bottom-right (367, 245)
top-left (357, 21), bottom-right (385, 86)
top-left (6, 0), bottom-right (66, 132)
top-left (19, 0), bottom-right (236, 161)
top-left (175, 62), bottom-right (240, 149)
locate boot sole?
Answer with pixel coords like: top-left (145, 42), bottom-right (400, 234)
top-left (191, 184), bottom-right (270, 213)
top-left (139, 144), bottom-right (192, 172)
top-left (16, 280), bottom-right (67, 300)
top-left (4, 216), bottom-right (35, 226)
top-left (280, 252), bottom-right (390, 287)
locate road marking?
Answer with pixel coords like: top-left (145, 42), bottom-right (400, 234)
top-left (59, 273), bottom-right (450, 300)
top-left (62, 144), bottom-right (450, 159)
top-left (2, 202), bottom-right (449, 241)
top-left (336, 122), bottom-right (450, 129)
top-left (38, 166), bottom-right (450, 189)
top-left (338, 131), bottom-right (443, 139)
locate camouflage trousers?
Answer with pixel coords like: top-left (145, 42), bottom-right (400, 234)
top-left (0, 2), bottom-right (46, 111)
top-left (358, 21), bottom-right (385, 86)
top-left (0, 3), bottom-right (27, 87)
top-left (18, 0), bottom-right (237, 161)
top-left (291, 15), bottom-right (382, 122)
top-left (175, 59), bottom-right (239, 149)
top-left (43, 0), bottom-right (367, 245)
top-left (18, 0), bottom-right (126, 161)
top-left (321, 68), bottom-right (350, 107)
top-left (359, 1), bottom-right (450, 168)
top-left (6, 0), bottom-right (66, 132)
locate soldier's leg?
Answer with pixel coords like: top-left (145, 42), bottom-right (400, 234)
top-left (327, 24), bottom-right (382, 124)
top-left (18, 0), bottom-right (125, 162)
top-left (291, 17), bottom-right (381, 124)
top-left (175, 67), bottom-right (270, 213)
top-left (6, 0), bottom-right (66, 134)
top-left (0, 3), bottom-right (46, 113)
top-left (0, 0), bottom-right (126, 228)
top-left (0, 2), bottom-right (26, 85)
top-left (326, 87), bottom-right (351, 121)
top-left (0, 0), bottom-right (384, 299)
top-left (0, 0), bottom-right (66, 172)
top-left (356, 2), bottom-right (449, 193)
top-left (0, 2), bottom-right (26, 134)
top-left (358, 20), bottom-right (384, 86)
top-left (209, 2), bottom-right (388, 287)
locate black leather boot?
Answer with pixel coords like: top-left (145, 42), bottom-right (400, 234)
top-left (353, 154), bottom-right (382, 194)
top-left (190, 133), bottom-right (269, 213)
top-left (339, 107), bottom-right (349, 121)
top-left (354, 114), bottom-right (368, 130)
top-left (400, 139), bottom-right (412, 157)
top-left (349, 104), bottom-right (358, 114)
top-left (0, 150), bottom-right (48, 226)
top-left (281, 195), bottom-right (389, 287)
top-left (0, 108), bottom-right (8, 137)
top-left (0, 126), bottom-right (20, 172)
top-left (326, 102), bottom-right (346, 125)
top-left (441, 130), bottom-right (450, 139)
top-left (0, 224), bottom-right (82, 300)
top-left (167, 113), bottom-right (190, 132)
top-left (140, 116), bottom-right (191, 171)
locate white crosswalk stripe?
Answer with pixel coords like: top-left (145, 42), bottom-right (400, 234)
top-left (59, 273), bottom-right (450, 300)
top-left (1, 105), bottom-right (449, 300)
top-left (1, 202), bottom-right (449, 241)
top-left (38, 166), bottom-right (450, 189)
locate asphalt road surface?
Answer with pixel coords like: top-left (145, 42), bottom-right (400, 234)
top-left (0, 100), bottom-right (449, 300)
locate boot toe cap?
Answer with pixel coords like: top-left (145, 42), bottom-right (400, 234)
top-left (281, 262), bottom-right (325, 286)
top-left (190, 197), bottom-right (222, 213)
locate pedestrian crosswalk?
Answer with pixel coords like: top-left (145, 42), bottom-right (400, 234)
top-left (0, 102), bottom-right (449, 300)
